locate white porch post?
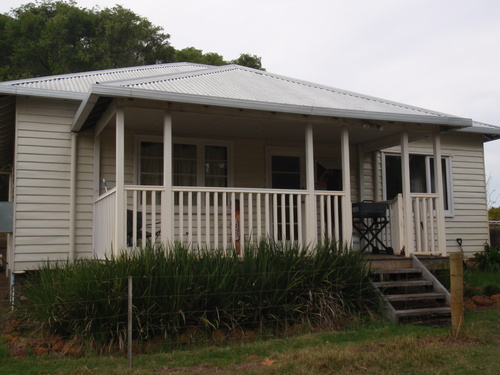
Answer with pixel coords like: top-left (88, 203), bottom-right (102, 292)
top-left (341, 126), bottom-right (353, 245)
top-left (162, 112), bottom-right (174, 246)
top-left (358, 146), bottom-right (365, 201)
top-left (305, 123), bottom-right (317, 246)
top-left (114, 106), bottom-right (126, 253)
top-left (401, 130), bottom-right (414, 255)
top-left (433, 131), bottom-right (447, 254)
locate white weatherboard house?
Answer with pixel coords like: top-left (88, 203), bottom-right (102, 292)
top-left (0, 63), bottom-right (499, 276)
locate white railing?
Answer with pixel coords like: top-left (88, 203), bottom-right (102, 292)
top-left (314, 191), bottom-right (345, 242)
top-left (387, 193), bottom-right (442, 255)
top-left (93, 187), bottom-right (116, 257)
top-left (95, 186), bottom-right (347, 253)
top-left (411, 193), bottom-right (440, 253)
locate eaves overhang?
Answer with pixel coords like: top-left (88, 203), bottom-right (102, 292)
top-left (72, 84), bottom-right (473, 132)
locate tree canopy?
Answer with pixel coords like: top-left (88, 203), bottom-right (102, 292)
top-left (0, 1), bottom-right (264, 81)
top-left (489, 206), bottom-right (500, 221)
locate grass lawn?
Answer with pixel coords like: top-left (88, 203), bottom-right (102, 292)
top-left (1, 308), bottom-right (499, 375)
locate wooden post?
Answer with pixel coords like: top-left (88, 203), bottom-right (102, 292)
top-left (162, 112), bottom-right (173, 247)
top-left (400, 130), bottom-right (414, 256)
top-left (433, 131), bottom-right (447, 254)
top-left (450, 252), bottom-right (464, 337)
top-left (340, 126), bottom-right (352, 246)
top-left (114, 106), bottom-right (126, 253)
top-left (128, 276), bottom-right (133, 368)
top-left (305, 123), bottom-right (317, 247)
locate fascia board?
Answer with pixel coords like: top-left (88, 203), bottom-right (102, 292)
top-left (71, 93), bottom-right (100, 132)
top-left (90, 84), bottom-right (473, 128)
top-left (0, 86), bottom-right (86, 101)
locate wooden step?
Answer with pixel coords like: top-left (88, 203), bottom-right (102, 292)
top-left (372, 280), bottom-right (433, 288)
top-left (395, 307), bottom-right (451, 318)
top-left (385, 293), bottom-right (446, 302)
top-left (371, 268), bottom-right (421, 275)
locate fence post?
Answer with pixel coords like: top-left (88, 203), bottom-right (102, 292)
top-left (450, 252), bottom-right (464, 337)
top-left (128, 276), bottom-right (133, 369)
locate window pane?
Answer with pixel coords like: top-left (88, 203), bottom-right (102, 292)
top-left (0, 174), bottom-right (9, 201)
top-left (430, 158), bottom-right (449, 211)
top-left (140, 141), bottom-right (163, 186)
top-left (174, 144), bottom-right (197, 186)
top-left (205, 161), bottom-right (228, 176)
top-left (174, 175), bottom-right (197, 186)
top-left (272, 156), bottom-right (300, 173)
top-left (385, 155), bottom-right (402, 200)
top-left (174, 144), bottom-right (197, 158)
top-left (205, 145), bottom-right (227, 160)
top-left (205, 145), bottom-right (228, 187)
top-left (409, 155), bottom-right (426, 193)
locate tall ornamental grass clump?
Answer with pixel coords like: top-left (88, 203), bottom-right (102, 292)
top-left (20, 240), bottom-right (376, 344)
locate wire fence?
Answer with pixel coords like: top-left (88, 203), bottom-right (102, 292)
top-left (1, 244), bottom-right (378, 368)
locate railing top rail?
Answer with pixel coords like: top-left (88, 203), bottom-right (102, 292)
top-left (173, 186), bottom-right (308, 195)
top-left (123, 185), bottom-right (349, 196)
top-left (124, 185), bottom-right (313, 195)
top-left (314, 190), bottom-right (347, 196)
top-left (410, 193), bottom-right (439, 199)
top-left (95, 187), bottom-right (117, 203)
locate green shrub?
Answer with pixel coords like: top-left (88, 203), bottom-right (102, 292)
top-left (472, 245), bottom-right (500, 272)
top-left (20, 241), bottom-right (376, 344)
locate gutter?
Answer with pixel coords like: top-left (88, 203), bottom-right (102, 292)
top-left (0, 86), bottom-right (87, 101)
top-left (87, 85), bottom-right (473, 128)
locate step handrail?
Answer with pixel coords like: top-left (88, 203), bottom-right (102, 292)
top-left (411, 254), bottom-right (451, 306)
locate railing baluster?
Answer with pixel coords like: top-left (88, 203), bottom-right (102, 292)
top-left (240, 192), bottom-right (245, 252)
top-left (214, 193), bottom-right (219, 251)
top-left (197, 191), bottom-right (202, 250)
top-left (141, 190), bottom-right (147, 245)
top-left (179, 192), bottom-right (184, 245)
top-left (273, 194), bottom-right (278, 242)
top-left (132, 190), bottom-right (138, 248)
top-left (205, 192), bottom-right (210, 249)
top-left (248, 193), bottom-right (253, 245)
top-left (151, 190), bottom-right (156, 245)
top-left (297, 194), bottom-right (303, 245)
top-left (222, 192), bottom-right (227, 252)
top-left (188, 192), bottom-right (193, 248)
top-left (428, 197), bottom-right (436, 252)
top-left (326, 195), bottom-right (332, 240)
top-left (257, 193), bottom-right (262, 241)
top-left (281, 194), bottom-right (286, 242)
top-left (231, 193), bottom-right (236, 250)
top-left (415, 197), bottom-right (422, 252)
top-left (265, 193), bottom-right (270, 238)
top-left (334, 196), bottom-right (339, 241)
top-left (289, 194), bottom-right (294, 243)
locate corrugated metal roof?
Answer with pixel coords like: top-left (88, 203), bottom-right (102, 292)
top-left (0, 63), bottom-right (212, 93)
top-left (0, 62), bottom-right (495, 129)
top-left (116, 65), bottom-right (448, 118)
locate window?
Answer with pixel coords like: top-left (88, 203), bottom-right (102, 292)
top-left (383, 153), bottom-right (452, 214)
top-left (0, 173), bottom-right (9, 202)
top-left (138, 138), bottom-right (230, 187)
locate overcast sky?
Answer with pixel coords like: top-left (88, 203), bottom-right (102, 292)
top-left (2, 0), bottom-right (500, 205)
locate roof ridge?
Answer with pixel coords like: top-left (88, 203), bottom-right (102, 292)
top-left (115, 64), bottom-right (232, 87)
top-left (122, 64), bottom-right (241, 87)
top-left (2, 63), bottom-right (209, 86)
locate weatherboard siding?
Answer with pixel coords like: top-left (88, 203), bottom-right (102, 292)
top-left (13, 97), bottom-right (80, 270)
